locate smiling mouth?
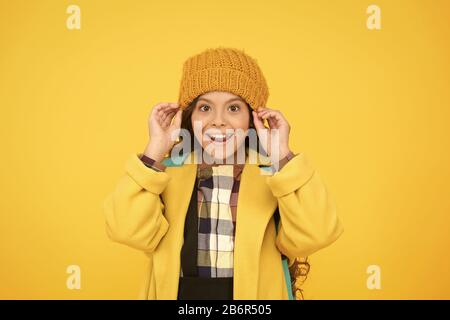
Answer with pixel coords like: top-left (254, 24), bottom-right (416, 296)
top-left (206, 132), bottom-right (234, 143)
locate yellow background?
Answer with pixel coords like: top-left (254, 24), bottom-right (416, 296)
top-left (1, 0), bottom-right (449, 299)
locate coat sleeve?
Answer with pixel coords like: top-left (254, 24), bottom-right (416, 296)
top-left (103, 153), bottom-right (171, 254)
top-left (265, 152), bottom-right (344, 261)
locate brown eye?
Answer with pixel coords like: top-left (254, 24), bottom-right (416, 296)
top-left (199, 104), bottom-right (211, 112)
top-left (228, 104), bottom-right (240, 112)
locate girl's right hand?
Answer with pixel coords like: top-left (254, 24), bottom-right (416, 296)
top-left (143, 102), bottom-right (182, 162)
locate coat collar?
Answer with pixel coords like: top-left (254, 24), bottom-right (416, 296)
top-left (163, 147), bottom-right (274, 167)
top-left (154, 147), bottom-right (278, 299)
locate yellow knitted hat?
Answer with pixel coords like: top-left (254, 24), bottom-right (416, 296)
top-left (177, 47), bottom-right (269, 111)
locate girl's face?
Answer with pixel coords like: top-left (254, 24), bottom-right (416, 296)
top-left (191, 91), bottom-right (250, 162)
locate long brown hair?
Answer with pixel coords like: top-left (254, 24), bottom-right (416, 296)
top-left (169, 95), bottom-right (310, 299)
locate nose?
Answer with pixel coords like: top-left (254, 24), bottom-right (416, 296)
top-left (211, 111), bottom-right (227, 127)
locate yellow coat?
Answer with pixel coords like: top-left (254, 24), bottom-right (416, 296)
top-left (103, 148), bottom-right (344, 299)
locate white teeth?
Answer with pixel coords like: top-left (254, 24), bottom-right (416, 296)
top-left (207, 133), bottom-right (233, 142)
top-left (212, 135), bottom-right (226, 142)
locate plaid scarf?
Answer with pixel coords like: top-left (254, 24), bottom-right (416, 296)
top-left (139, 151), bottom-right (295, 279)
top-left (196, 162), bottom-right (245, 278)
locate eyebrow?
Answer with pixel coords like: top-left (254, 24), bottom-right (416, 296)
top-left (197, 97), bottom-right (244, 104)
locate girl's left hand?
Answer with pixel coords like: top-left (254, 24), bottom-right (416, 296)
top-left (252, 107), bottom-right (292, 161)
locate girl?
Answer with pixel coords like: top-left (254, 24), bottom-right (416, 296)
top-left (103, 47), bottom-right (344, 300)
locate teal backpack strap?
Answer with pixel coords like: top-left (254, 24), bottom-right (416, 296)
top-left (274, 207), bottom-right (295, 300)
top-left (161, 152), bottom-right (191, 167)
